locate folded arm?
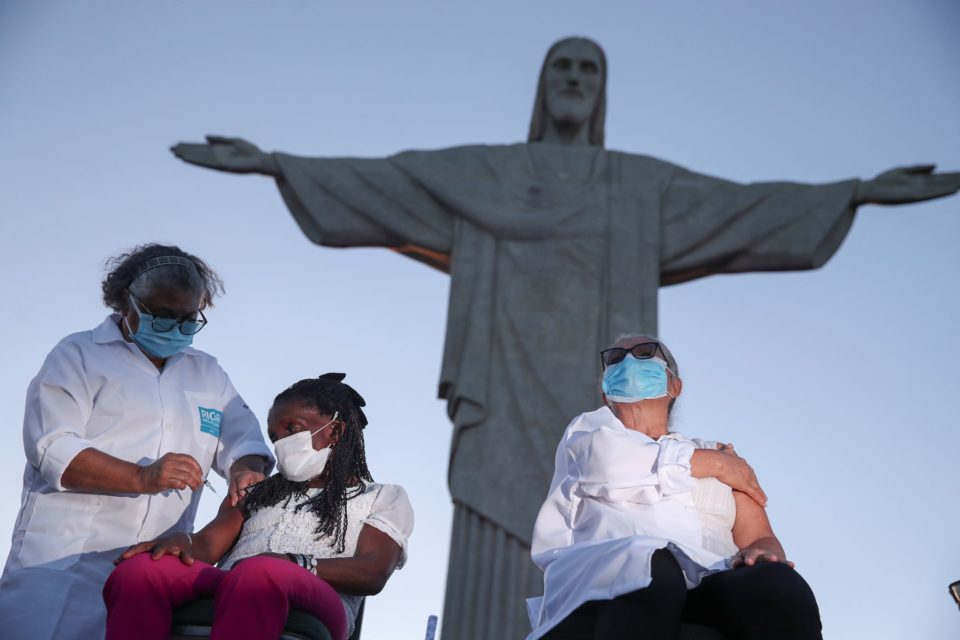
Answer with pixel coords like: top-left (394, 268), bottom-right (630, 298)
top-left (690, 443), bottom-right (767, 506)
top-left (571, 427), bottom-right (698, 504)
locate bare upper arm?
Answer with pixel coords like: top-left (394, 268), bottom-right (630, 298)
top-left (355, 524), bottom-right (403, 580)
top-left (193, 496), bottom-right (245, 562)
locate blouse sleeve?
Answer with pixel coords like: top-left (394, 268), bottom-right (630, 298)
top-left (24, 341), bottom-right (97, 491)
top-left (363, 484), bottom-right (415, 569)
top-left (274, 153), bottom-right (454, 252)
top-left (214, 374), bottom-right (275, 478)
top-left (569, 426), bottom-right (697, 504)
top-left (659, 164), bottom-right (858, 286)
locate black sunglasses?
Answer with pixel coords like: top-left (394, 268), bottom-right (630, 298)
top-left (600, 342), bottom-right (666, 369)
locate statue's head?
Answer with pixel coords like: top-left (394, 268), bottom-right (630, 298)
top-left (528, 37), bottom-right (607, 147)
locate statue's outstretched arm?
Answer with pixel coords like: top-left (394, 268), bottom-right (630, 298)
top-left (170, 135), bottom-right (280, 176)
top-left (854, 165), bottom-right (960, 206)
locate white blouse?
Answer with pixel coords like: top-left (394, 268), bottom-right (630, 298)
top-left (220, 482), bottom-right (414, 637)
top-left (5, 315), bottom-right (274, 573)
top-left (527, 407), bottom-right (737, 640)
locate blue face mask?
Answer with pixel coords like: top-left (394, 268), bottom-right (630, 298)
top-left (602, 356), bottom-right (670, 403)
top-left (125, 308), bottom-right (194, 359)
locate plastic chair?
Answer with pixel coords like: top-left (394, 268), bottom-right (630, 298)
top-left (169, 597), bottom-right (364, 640)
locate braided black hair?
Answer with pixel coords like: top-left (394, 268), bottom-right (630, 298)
top-left (101, 244), bottom-right (224, 313)
top-left (243, 373), bottom-right (373, 553)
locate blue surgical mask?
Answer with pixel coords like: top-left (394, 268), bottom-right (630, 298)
top-left (602, 356), bottom-right (670, 403)
top-left (125, 311), bottom-right (194, 359)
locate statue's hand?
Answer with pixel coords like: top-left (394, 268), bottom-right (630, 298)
top-left (170, 135), bottom-right (279, 176)
top-left (856, 164), bottom-right (960, 205)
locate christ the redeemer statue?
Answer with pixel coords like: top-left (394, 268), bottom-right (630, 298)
top-left (173, 37), bottom-right (959, 639)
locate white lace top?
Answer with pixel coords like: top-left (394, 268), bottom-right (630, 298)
top-left (219, 482), bottom-right (413, 636)
top-left (690, 472), bottom-right (738, 558)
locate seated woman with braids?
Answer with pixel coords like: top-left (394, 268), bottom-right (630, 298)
top-left (104, 374), bottom-right (413, 640)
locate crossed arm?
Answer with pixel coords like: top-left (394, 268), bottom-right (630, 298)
top-left (690, 444), bottom-right (792, 567)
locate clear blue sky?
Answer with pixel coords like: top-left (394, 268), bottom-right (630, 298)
top-left (1, 1), bottom-right (958, 638)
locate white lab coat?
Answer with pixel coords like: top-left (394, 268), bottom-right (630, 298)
top-left (526, 407), bottom-right (735, 640)
top-left (0, 315), bottom-right (275, 640)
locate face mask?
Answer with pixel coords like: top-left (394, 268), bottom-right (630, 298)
top-left (125, 312), bottom-right (194, 359)
top-left (274, 412), bottom-right (338, 482)
top-left (602, 356), bottom-right (670, 403)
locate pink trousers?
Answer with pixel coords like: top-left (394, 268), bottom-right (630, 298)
top-left (103, 553), bottom-right (348, 640)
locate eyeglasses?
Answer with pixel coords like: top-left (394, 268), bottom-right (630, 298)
top-left (129, 293), bottom-right (207, 335)
top-left (600, 342), bottom-right (667, 369)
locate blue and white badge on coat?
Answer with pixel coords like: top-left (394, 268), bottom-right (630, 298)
top-left (198, 406), bottom-right (223, 437)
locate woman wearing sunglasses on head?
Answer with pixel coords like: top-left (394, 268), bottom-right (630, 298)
top-left (526, 334), bottom-right (822, 640)
top-left (0, 244), bottom-right (273, 640)
top-left (104, 374), bottom-right (413, 640)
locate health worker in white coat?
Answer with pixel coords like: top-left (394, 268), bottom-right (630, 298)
top-left (0, 244), bottom-right (275, 640)
top-left (527, 334), bottom-right (822, 640)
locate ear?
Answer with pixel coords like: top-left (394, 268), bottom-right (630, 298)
top-left (329, 421), bottom-right (344, 447)
top-left (119, 295), bottom-right (138, 336)
top-left (600, 392), bottom-right (619, 411)
top-left (119, 290), bottom-right (131, 315)
top-left (668, 375), bottom-right (683, 399)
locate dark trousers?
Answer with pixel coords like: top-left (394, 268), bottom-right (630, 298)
top-left (541, 549), bottom-right (822, 640)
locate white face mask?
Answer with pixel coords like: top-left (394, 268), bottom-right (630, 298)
top-left (274, 411), bottom-right (338, 482)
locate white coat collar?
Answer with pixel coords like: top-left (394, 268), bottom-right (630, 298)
top-left (92, 314), bottom-right (129, 344)
top-left (570, 405), bottom-right (685, 444)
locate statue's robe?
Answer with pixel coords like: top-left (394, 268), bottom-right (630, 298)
top-left (274, 143), bottom-right (856, 638)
